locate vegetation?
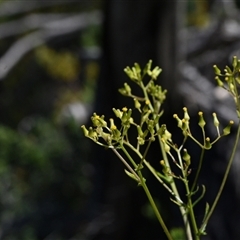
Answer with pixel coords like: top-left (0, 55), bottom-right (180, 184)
top-left (82, 58), bottom-right (240, 239)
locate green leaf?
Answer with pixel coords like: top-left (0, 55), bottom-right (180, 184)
top-left (124, 169), bottom-right (139, 182)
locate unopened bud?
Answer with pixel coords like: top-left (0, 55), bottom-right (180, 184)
top-left (182, 119), bottom-right (189, 131)
top-left (212, 112), bottom-right (219, 128)
top-left (232, 56), bottom-right (238, 68)
top-left (213, 65), bottom-right (221, 75)
top-left (223, 120), bottom-right (234, 136)
top-left (137, 125), bottom-right (144, 137)
top-left (183, 107), bottom-right (190, 121)
top-left (198, 112), bottom-right (206, 128)
top-left (173, 114), bottom-right (182, 128)
top-left (205, 137), bottom-right (212, 149)
top-left (215, 76), bottom-right (224, 87)
top-left (134, 98), bottom-right (141, 110)
top-left (112, 108), bottom-right (122, 118)
top-left (81, 125), bottom-right (89, 137)
top-left (183, 148), bottom-right (191, 166)
top-left (88, 127), bottom-right (98, 140)
top-left (124, 82), bottom-right (131, 95)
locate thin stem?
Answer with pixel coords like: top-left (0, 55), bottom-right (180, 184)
top-left (111, 148), bottom-right (140, 182)
top-left (177, 150), bottom-right (197, 240)
top-left (157, 133), bottom-right (193, 240)
top-left (186, 182), bottom-right (200, 240)
top-left (139, 172), bottom-right (173, 240)
top-left (123, 140), bottom-right (184, 204)
top-left (139, 139), bottom-right (152, 167)
top-left (120, 143), bottom-right (138, 169)
top-left (191, 148), bottom-right (205, 192)
top-left (200, 121), bottom-right (240, 233)
top-left (120, 143), bottom-right (172, 239)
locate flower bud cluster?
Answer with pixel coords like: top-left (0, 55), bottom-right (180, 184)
top-left (82, 61), bottom-right (167, 148)
top-left (213, 56), bottom-right (240, 117)
top-left (136, 109), bottom-right (162, 145)
top-left (147, 81), bottom-right (167, 103)
top-left (81, 111), bottom-right (125, 147)
top-left (121, 61), bottom-right (167, 110)
top-left (173, 107), bottom-right (234, 149)
top-left (124, 63), bottom-right (142, 82)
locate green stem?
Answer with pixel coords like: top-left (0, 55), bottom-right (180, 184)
top-left (139, 172), bottom-right (173, 240)
top-left (185, 180), bottom-right (200, 240)
top-left (191, 148), bottom-right (205, 192)
top-left (200, 121), bottom-right (240, 233)
top-left (157, 131), bottom-right (193, 240)
top-left (120, 144), bottom-right (172, 239)
top-left (123, 140), bottom-right (184, 203)
top-left (177, 150), bottom-right (198, 240)
top-left (111, 148), bottom-right (140, 182)
top-left (140, 139), bottom-right (152, 167)
top-left (120, 143), bottom-right (138, 169)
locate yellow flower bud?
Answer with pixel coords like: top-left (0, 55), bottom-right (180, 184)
top-left (223, 120), bottom-right (234, 136)
top-left (213, 65), bottom-right (221, 75)
top-left (81, 125), bottom-right (89, 137)
top-left (198, 112), bottom-right (206, 128)
top-left (205, 137), bottom-right (212, 149)
top-left (212, 112), bottom-right (219, 128)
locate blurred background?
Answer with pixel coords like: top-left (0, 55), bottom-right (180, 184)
top-left (0, 0), bottom-right (240, 239)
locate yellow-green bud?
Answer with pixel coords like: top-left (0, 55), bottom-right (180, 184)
top-left (134, 62), bottom-right (141, 74)
top-left (112, 108), bottom-right (122, 118)
top-left (173, 114), bottom-right (182, 128)
top-left (147, 120), bottom-right (155, 135)
top-left (232, 56), bottom-right (237, 68)
top-left (124, 66), bottom-right (136, 80)
top-left (213, 65), bottom-right (221, 75)
top-left (121, 108), bottom-right (132, 124)
top-left (134, 98), bottom-right (141, 110)
top-left (99, 115), bottom-right (107, 127)
top-left (122, 107), bottom-right (128, 112)
top-left (198, 112), bottom-right (206, 128)
top-left (124, 82), bottom-right (131, 95)
top-left (164, 129), bottom-right (172, 141)
top-left (182, 119), bottom-right (189, 131)
top-left (81, 125), bottom-right (89, 137)
top-left (137, 136), bottom-right (145, 145)
top-left (112, 128), bottom-right (121, 140)
top-left (205, 137), bottom-right (212, 149)
top-left (160, 159), bottom-right (170, 176)
top-left (110, 118), bottom-right (116, 130)
top-left (212, 112), bottom-right (219, 127)
top-left (183, 148), bottom-right (191, 166)
top-left (91, 113), bottom-right (100, 126)
top-left (215, 76), bottom-right (224, 87)
top-left (225, 65), bottom-right (232, 73)
top-left (151, 66), bottom-right (162, 80)
top-left (183, 107), bottom-right (190, 121)
top-left (143, 60), bottom-right (152, 75)
top-left (223, 120), bottom-right (234, 135)
top-left (229, 82), bottom-right (235, 93)
top-left (101, 132), bottom-right (111, 142)
top-left (137, 125), bottom-right (144, 137)
top-left (162, 138), bottom-right (170, 153)
top-left (132, 67), bottom-right (140, 81)
top-left (88, 127), bottom-right (98, 140)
